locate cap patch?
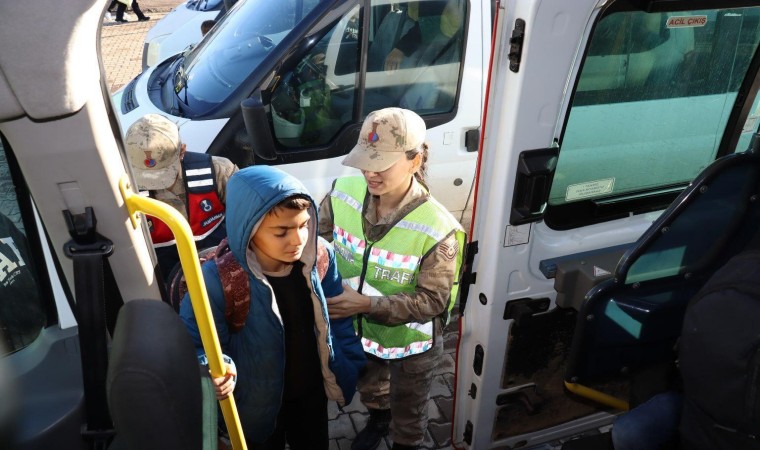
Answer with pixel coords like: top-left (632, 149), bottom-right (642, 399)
top-left (144, 151), bottom-right (157, 168)
top-left (368, 122), bottom-right (380, 143)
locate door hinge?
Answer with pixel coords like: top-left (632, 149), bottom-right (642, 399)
top-left (458, 240), bottom-right (478, 315)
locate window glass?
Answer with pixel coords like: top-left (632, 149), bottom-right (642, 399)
top-left (268, 0), bottom-right (467, 148)
top-left (176, 0), bottom-right (323, 115)
top-left (363, 0), bottom-right (466, 115)
top-left (625, 162), bottom-right (760, 284)
top-left (0, 141), bottom-right (46, 355)
top-left (549, 8), bottom-right (760, 211)
top-left (269, 5), bottom-right (361, 146)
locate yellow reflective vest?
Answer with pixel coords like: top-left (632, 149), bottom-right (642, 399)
top-left (330, 176), bottom-right (465, 359)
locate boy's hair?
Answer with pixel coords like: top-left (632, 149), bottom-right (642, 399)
top-left (201, 20), bottom-right (216, 35)
top-left (267, 194), bottom-right (311, 217)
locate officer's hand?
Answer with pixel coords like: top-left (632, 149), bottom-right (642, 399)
top-left (327, 285), bottom-right (371, 318)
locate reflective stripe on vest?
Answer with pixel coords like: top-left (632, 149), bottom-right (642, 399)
top-left (330, 176), bottom-right (464, 359)
top-left (148, 153), bottom-right (225, 247)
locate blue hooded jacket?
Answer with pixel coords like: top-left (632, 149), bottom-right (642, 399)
top-left (179, 166), bottom-right (366, 443)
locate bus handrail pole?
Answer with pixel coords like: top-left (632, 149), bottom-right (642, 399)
top-left (119, 175), bottom-right (247, 450)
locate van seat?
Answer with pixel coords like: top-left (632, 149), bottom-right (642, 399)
top-left (107, 299), bottom-right (217, 450)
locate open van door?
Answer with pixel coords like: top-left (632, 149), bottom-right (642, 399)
top-left (454, 0), bottom-right (760, 448)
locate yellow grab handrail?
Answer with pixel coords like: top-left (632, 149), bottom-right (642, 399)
top-left (564, 381), bottom-right (629, 412)
top-left (119, 175), bottom-right (247, 450)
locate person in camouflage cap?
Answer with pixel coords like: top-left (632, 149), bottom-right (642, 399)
top-left (126, 113), bottom-right (238, 281)
top-left (318, 108), bottom-right (466, 450)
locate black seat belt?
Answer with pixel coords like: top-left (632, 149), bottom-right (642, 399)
top-left (63, 207), bottom-right (116, 449)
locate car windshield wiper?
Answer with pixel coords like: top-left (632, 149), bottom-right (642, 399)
top-left (173, 56), bottom-right (189, 106)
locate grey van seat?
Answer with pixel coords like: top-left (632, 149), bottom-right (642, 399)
top-left (107, 299), bottom-right (217, 450)
top-left (397, 0), bottom-right (462, 112)
top-left (368, 7), bottom-right (416, 72)
top-left (399, 29), bottom-right (461, 111)
top-left (565, 150), bottom-right (760, 396)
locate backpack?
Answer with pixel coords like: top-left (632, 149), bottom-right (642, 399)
top-left (678, 249), bottom-right (760, 450)
top-left (168, 237), bottom-right (330, 332)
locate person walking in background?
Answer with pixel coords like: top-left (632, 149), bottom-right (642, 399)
top-left (318, 107), bottom-right (466, 450)
top-left (114, 0), bottom-right (150, 23)
top-left (179, 166), bottom-right (366, 449)
top-left (125, 114), bottom-right (238, 281)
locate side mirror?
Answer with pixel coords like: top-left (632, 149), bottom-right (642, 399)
top-left (241, 92), bottom-right (278, 161)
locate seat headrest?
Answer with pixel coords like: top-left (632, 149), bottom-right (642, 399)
top-left (107, 299), bottom-right (204, 450)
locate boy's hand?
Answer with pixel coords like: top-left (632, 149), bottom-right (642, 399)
top-left (212, 363), bottom-right (237, 400)
top-left (327, 285), bottom-right (371, 318)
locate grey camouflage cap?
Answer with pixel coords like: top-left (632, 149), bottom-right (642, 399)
top-left (342, 108), bottom-right (426, 172)
top-left (125, 114), bottom-right (182, 190)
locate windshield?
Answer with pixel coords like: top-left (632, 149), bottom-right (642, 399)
top-left (548, 7), bottom-right (760, 213)
top-left (175, 0), bottom-right (322, 116)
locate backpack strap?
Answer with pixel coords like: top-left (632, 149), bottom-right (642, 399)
top-left (169, 246), bottom-right (218, 312)
top-left (215, 241), bottom-right (250, 332)
top-left (316, 240), bottom-right (329, 281)
top-left (171, 237), bottom-right (250, 333)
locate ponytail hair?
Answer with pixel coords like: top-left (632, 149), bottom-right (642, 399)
top-left (405, 142), bottom-right (429, 185)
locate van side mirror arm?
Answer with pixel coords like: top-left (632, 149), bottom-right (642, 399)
top-left (241, 92), bottom-right (278, 161)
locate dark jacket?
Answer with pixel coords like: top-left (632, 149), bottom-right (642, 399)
top-left (180, 166), bottom-right (365, 443)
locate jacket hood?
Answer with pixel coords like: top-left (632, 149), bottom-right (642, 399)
top-left (224, 166), bottom-right (317, 269)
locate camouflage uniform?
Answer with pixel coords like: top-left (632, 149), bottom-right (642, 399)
top-left (125, 114), bottom-right (239, 279)
top-left (319, 177), bottom-right (460, 445)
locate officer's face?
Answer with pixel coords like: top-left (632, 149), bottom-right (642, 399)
top-left (361, 153), bottom-right (421, 200)
top-left (250, 207), bottom-right (310, 272)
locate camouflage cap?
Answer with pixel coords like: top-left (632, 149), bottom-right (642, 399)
top-left (342, 107), bottom-right (426, 172)
top-left (125, 114), bottom-right (182, 190)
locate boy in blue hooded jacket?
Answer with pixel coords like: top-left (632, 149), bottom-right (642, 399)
top-left (180, 166), bottom-right (366, 449)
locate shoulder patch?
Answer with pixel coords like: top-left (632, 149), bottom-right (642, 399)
top-left (438, 241), bottom-right (458, 261)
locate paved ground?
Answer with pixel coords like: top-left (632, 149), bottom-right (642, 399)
top-left (100, 6), bottom-right (461, 449)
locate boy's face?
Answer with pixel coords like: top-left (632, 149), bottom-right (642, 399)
top-left (250, 206), bottom-right (310, 272)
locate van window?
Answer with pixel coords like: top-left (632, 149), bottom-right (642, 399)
top-left (270, 5), bottom-right (361, 146)
top-left (545, 7), bottom-right (760, 229)
top-left (0, 139), bottom-right (47, 355)
top-left (268, 0), bottom-right (467, 147)
top-left (363, 0), bottom-right (466, 115)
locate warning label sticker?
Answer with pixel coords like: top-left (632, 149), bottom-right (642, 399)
top-left (666, 15), bottom-right (707, 28)
top-left (594, 266), bottom-right (612, 277)
top-left (565, 178), bottom-right (615, 202)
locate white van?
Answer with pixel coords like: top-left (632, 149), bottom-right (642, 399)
top-left (115, 0), bottom-right (489, 216)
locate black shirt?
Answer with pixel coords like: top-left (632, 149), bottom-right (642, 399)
top-left (265, 261), bottom-right (323, 400)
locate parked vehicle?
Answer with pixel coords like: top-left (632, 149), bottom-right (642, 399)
top-left (115, 0), bottom-right (488, 216)
top-left (142, 0), bottom-right (236, 69)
